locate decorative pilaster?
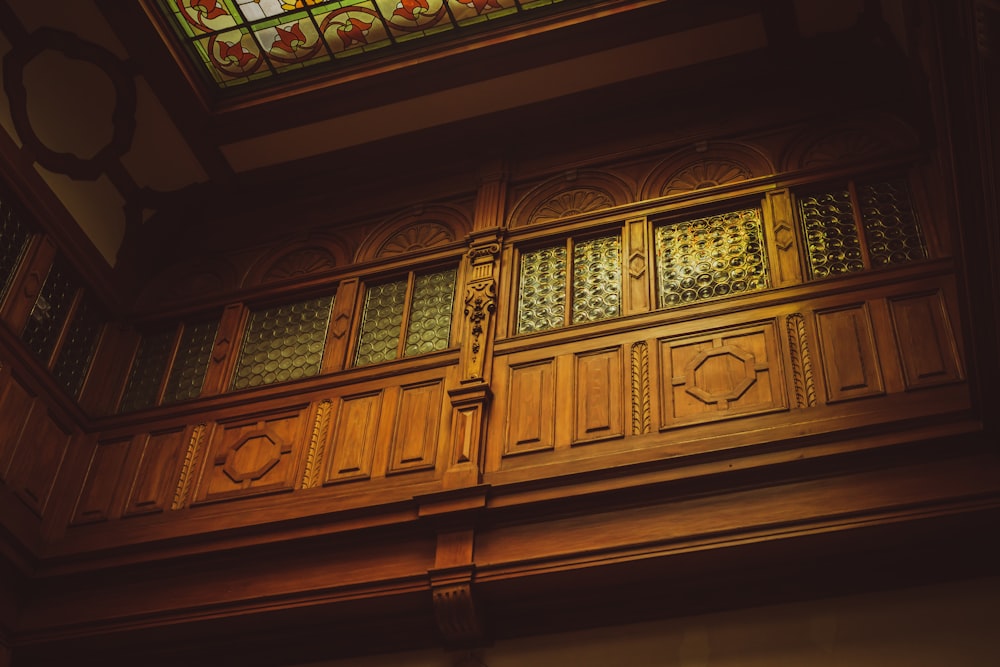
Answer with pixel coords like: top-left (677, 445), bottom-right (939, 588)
top-left (462, 242), bottom-right (499, 382)
top-left (172, 423), bottom-right (206, 510)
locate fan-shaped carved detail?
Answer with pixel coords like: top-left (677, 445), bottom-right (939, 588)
top-left (640, 142), bottom-right (774, 201)
top-left (377, 222), bottom-right (455, 257)
top-left (263, 248), bottom-right (337, 283)
top-left (528, 188), bottom-right (615, 225)
top-left (800, 130), bottom-right (889, 168)
top-left (509, 170), bottom-right (633, 228)
top-left (662, 160), bottom-right (752, 196)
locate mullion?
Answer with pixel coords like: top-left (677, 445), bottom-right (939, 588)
top-left (396, 271), bottom-right (416, 358)
top-left (563, 237), bottom-right (574, 328)
top-left (846, 179), bottom-right (873, 271)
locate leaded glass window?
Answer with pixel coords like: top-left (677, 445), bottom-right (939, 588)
top-left (51, 292), bottom-right (105, 399)
top-left (355, 267), bottom-right (456, 367)
top-left (516, 233), bottom-right (621, 334)
top-left (654, 209), bottom-right (769, 308)
top-left (232, 294), bottom-right (334, 389)
top-left (120, 329), bottom-right (177, 413)
top-left (163, 318), bottom-right (220, 404)
top-left (0, 193), bottom-right (34, 302)
top-left (798, 176), bottom-right (926, 280)
top-left (22, 256), bottom-right (80, 364)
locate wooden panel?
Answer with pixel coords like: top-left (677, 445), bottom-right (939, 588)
top-left (6, 406), bottom-right (73, 517)
top-left (765, 189), bottom-right (805, 287)
top-left (503, 358), bottom-right (556, 456)
top-left (624, 216), bottom-right (650, 314)
top-left (815, 303), bottom-right (885, 402)
top-left (196, 410), bottom-right (305, 503)
top-left (659, 320), bottom-right (786, 428)
top-left (573, 346), bottom-right (624, 444)
top-left (326, 391), bottom-right (382, 483)
top-left (0, 373), bottom-right (34, 479)
top-left (888, 291), bottom-right (963, 389)
top-left (71, 437), bottom-right (131, 525)
top-left (388, 380), bottom-right (442, 474)
top-left (124, 428), bottom-right (188, 516)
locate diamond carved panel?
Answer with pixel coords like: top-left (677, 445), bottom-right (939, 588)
top-left (683, 345), bottom-right (759, 405)
top-left (197, 412), bottom-right (304, 503)
top-left (659, 320), bottom-right (786, 429)
top-left (220, 430), bottom-right (291, 484)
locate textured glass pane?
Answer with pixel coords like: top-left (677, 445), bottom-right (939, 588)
top-left (655, 209), bottom-right (769, 308)
top-left (21, 257), bottom-right (79, 363)
top-left (858, 178), bottom-right (926, 267)
top-left (572, 235), bottom-right (621, 325)
top-left (163, 319), bottom-right (219, 404)
top-left (355, 280), bottom-right (406, 366)
top-left (517, 245), bottom-right (566, 334)
top-left (120, 329), bottom-right (176, 413)
top-left (0, 197), bottom-right (33, 302)
top-left (232, 294), bottom-right (334, 390)
top-left (51, 292), bottom-right (105, 399)
top-left (798, 189), bottom-right (864, 279)
top-left (404, 268), bottom-right (456, 357)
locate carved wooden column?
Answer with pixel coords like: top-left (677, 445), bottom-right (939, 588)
top-left (446, 167), bottom-right (505, 489)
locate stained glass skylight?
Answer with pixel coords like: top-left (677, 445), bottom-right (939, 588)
top-left (157, 0), bottom-right (567, 88)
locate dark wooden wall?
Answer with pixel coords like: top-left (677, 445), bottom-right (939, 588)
top-left (0, 3), bottom-right (998, 664)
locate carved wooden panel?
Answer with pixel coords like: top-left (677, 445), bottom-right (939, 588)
top-left (573, 347), bottom-right (624, 445)
top-left (196, 410), bottom-right (305, 503)
top-left (0, 373), bottom-right (34, 479)
top-left (504, 358), bottom-right (556, 456)
top-left (815, 304), bottom-right (885, 402)
top-left (124, 428), bottom-right (188, 516)
top-left (388, 380), bottom-right (443, 474)
top-left (888, 291), bottom-right (963, 389)
top-left (326, 391), bottom-right (383, 483)
top-left (765, 189), bottom-right (805, 287)
top-left (624, 217), bottom-right (650, 314)
top-left (659, 321), bottom-right (786, 428)
top-left (7, 406), bottom-right (73, 516)
top-left (71, 437), bottom-right (131, 525)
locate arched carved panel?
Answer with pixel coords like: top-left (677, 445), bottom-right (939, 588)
top-left (640, 142), bottom-right (774, 200)
top-left (242, 236), bottom-right (351, 288)
top-left (779, 114), bottom-right (920, 172)
top-left (509, 170), bottom-right (634, 228)
top-left (355, 204), bottom-right (471, 263)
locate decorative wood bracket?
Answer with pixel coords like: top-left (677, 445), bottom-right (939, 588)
top-left (461, 238), bottom-right (501, 382)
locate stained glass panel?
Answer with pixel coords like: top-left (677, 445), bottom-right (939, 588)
top-left (157, 0), bottom-right (576, 88)
top-left (571, 235), bottom-right (621, 324)
top-left (355, 280), bottom-right (406, 366)
top-left (252, 12), bottom-right (331, 72)
top-left (798, 189), bottom-right (864, 279)
top-left (404, 268), bottom-right (456, 356)
top-left (858, 178), bottom-right (926, 267)
top-left (517, 245), bottom-right (566, 334)
top-left (0, 195), bottom-right (33, 302)
top-left (655, 209), bottom-right (769, 308)
top-left (120, 329), bottom-right (176, 413)
top-left (22, 257), bottom-right (79, 364)
top-left (163, 318), bottom-right (219, 404)
top-left (314, 1), bottom-right (392, 56)
top-left (232, 294), bottom-right (334, 390)
top-left (51, 292), bottom-right (105, 399)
